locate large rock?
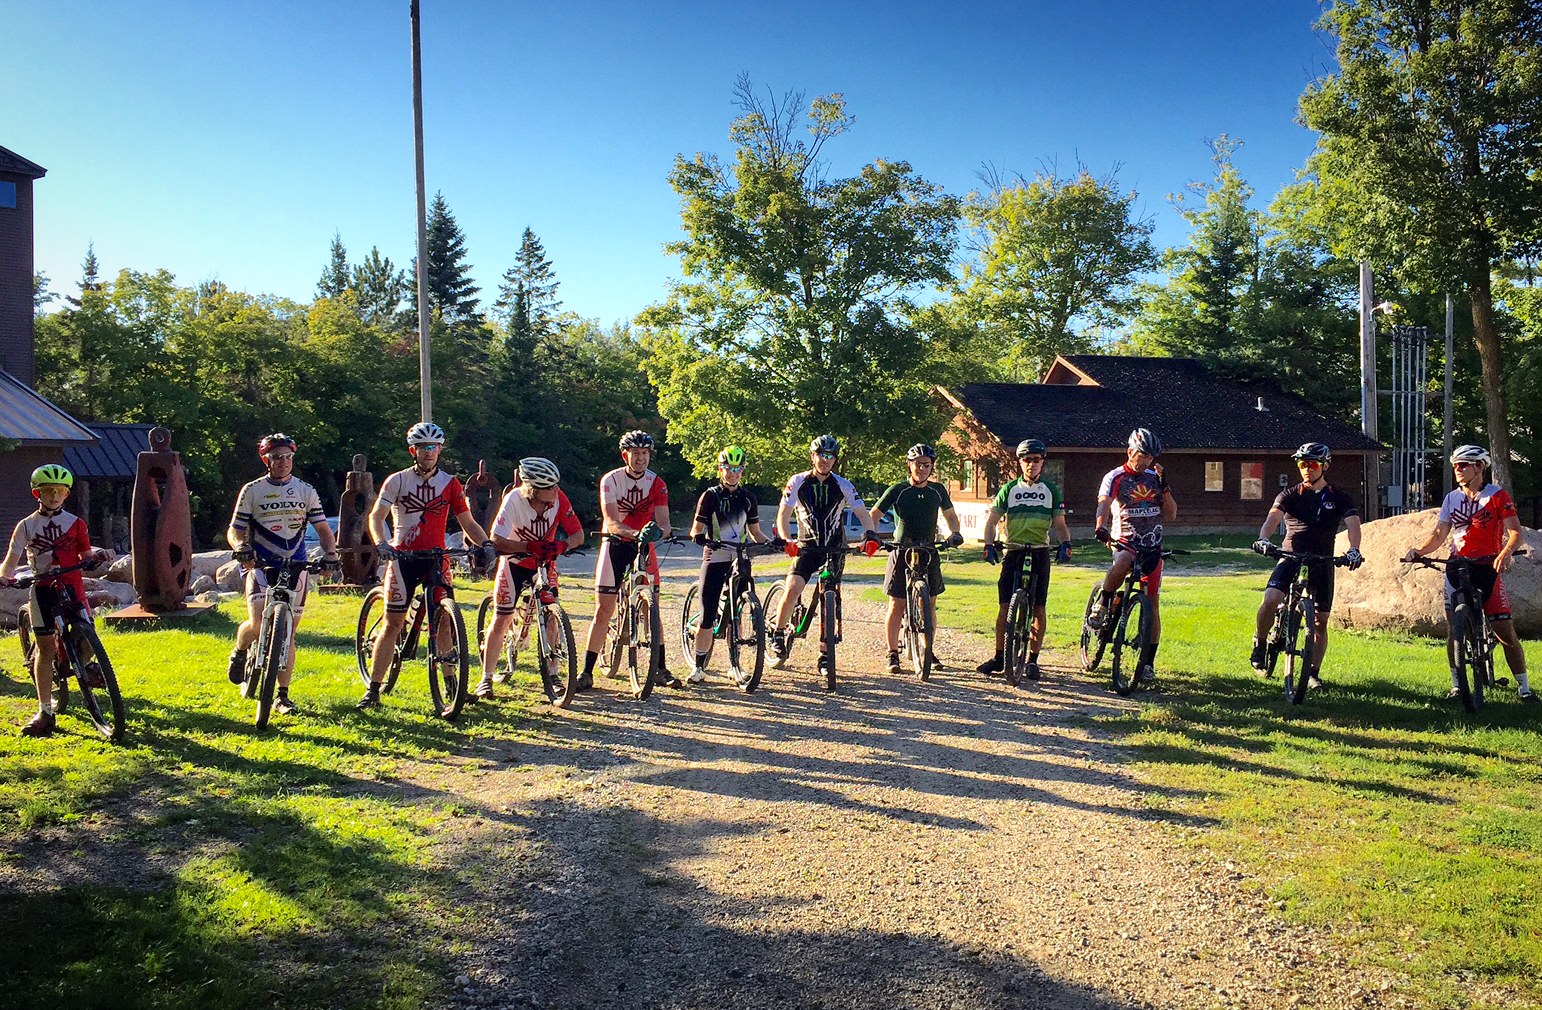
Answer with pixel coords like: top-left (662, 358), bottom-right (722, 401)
top-left (0, 585), bottom-right (29, 631)
top-left (192, 551), bottom-right (232, 582)
top-left (189, 575), bottom-right (216, 595)
top-left (104, 554), bottom-right (134, 584)
top-left (84, 578), bottom-right (137, 610)
top-left (216, 560), bottom-right (244, 592)
top-left (1332, 510), bottom-right (1542, 637)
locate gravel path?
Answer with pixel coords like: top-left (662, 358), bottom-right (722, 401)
top-left (429, 572), bottom-right (1408, 1010)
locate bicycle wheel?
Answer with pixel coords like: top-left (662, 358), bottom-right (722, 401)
top-left (1079, 587), bottom-right (1108, 672)
top-left (355, 587), bottom-right (387, 686)
top-left (1003, 589), bottom-right (1032, 688)
top-left (763, 581), bottom-right (799, 663)
top-left (1467, 611), bottom-right (1490, 711)
top-left (540, 603), bottom-right (578, 708)
top-left (602, 595), bottom-right (626, 679)
top-left (1282, 596), bottom-right (1312, 706)
top-left (69, 623), bottom-right (125, 742)
top-left (821, 584), bottom-right (838, 691)
top-left (1450, 603), bottom-right (1477, 712)
top-left (1109, 592), bottom-right (1146, 697)
top-left (18, 611), bottom-right (67, 716)
top-left (254, 602), bottom-right (290, 729)
top-left (428, 600), bottom-right (471, 720)
top-left (626, 583), bottom-right (656, 700)
top-left (679, 584), bottom-right (714, 673)
top-left (1264, 603), bottom-right (1286, 678)
top-left (907, 584), bottom-right (932, 681)
top-left (475, 594), bottom-right (504, 683)
top-left (734, 585), bottom-right (767, 693)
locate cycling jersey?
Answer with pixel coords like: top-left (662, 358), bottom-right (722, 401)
top-left (6, 509), bottom-right (91, 597)
top-left (230, 476), bottom-right (326, 565)
top-left (873, 481), bottom-right (953, 545)
top-left (1272, 483), bottom-right (1358, 556)
top-left (491, 487), bottom-right (583, 572)
top-left (600, 467), bottom-right (668, 533)
top-left (377, 467), bottom-right (470, 550)
top-left (1098, 465), bottom-right (1165, 549)
top-left (694, 484), bottom-right (760, 563)
top-left (781, 471), bottom-right (864, 548)
top-left (1438, 484), bottom-right (1517, 558)
top-left (990, 478), bottom-right (1064, 547)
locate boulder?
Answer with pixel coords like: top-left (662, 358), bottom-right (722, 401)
top-left (0, 585), bottom-right (29, 631)
top-left (104, 554), bottom-right (134, 584)
top-left (84, 578), bottom-right (137, 610)
top-left (190, 575), bottom-right (216, 595)
top-left (216, 560), bottom-right (244, 592)
top-left (195, 590), bottom-right (234, 604)
top-left (191, 551), bottom-right (232, 582)
top-left (1331, 510), bottom-right (1542, 637)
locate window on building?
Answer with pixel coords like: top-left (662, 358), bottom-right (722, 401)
top-left (0, 181), bottom-right (16, 209)
top-left (1240, 462), bottom-right (1264, 500)
top-left (1205, 461), bottom-right (1224, 492)
top-left (959, 463), bottom-right (974, 492)
top-left (1044, 459), bottom-right (1066, 489)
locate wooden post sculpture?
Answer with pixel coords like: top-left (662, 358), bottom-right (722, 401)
top-left (465, 459), bottom-right (499, 577)
top-left (339, 454), bottom-right (378, 586)
top-left (130, 426), bottom-right (192, 610)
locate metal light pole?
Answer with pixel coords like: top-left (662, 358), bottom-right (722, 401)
top-left (1358, 262), bottom-right (1379, 519)
top-left (1443, 293), bottom-right (1454, 497)
top-left (410, 0), bottom-right (432, 423)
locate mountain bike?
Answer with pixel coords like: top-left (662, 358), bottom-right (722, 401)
top-left (988, 541), bottom-right (1050, 688)
top-left (355, 547), bottom-right (475, 720)
top-left (1080, 538), bottom-right (1187, 696)
top-left (1402, 551), bottom-right (1529, 712)
top-left (764, 545), bottom-right (860, 691)
top-left (878, 540), bottom-right (954, 682)
top-left (14, 558), bottom-right (125, 742)
top-left (600, 535), bottom-right (681, 700)
top-left (236, 553), bottom-right (337, 729)
top-left (678, 539), bottom-right (777, 692)
top-left (475, 549), bottom-right (586, 707)
top-left (1259, 547), bottom-right (1347, 705)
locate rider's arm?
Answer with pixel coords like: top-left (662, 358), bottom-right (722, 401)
top-left (1160, 476), bottom-right (1178, 521)
top-left (368, 479), bottom-right (395, 547)
top-left (842, 478), bottom-right (876, 535)
top-left (1406, 520), bottom-right (1451, 561)
top-left (688, 489), bottom-right (712, 541)
top-left (1258, 507), bottom-right (1284, 542)
top-left (651, 502), bottom-right (671, 538)
top-left (1344, 515), bottom-right (1363, 553)
top-left (942, 506), bottom-right (962, 540)
top-left (1052, 513), bottom-right (1071, 545)
top-left (314, 518), bottom-right (340, 557)
top-left (1095, 496), bottom-right (1113, 536)
top-left (226, 522), bottom-right (249, 552)
top-left (981, 506), bottom-right (1002, 543)
top-left (492, 533), bottom-right (525, 555)
top-left (1497, 515), bottom-right (1524, 572)
top-left (0, 522), bottom-right (25, 580)
top-left (455, 511), bottom-right (490, 546)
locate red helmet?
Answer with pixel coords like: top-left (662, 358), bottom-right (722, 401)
top-left (258, 433), bottom-right (297, 462)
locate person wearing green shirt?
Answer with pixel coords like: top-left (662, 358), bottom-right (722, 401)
top-left (871, 444), bottom-right (964, 675)
top-left (978, 438), bottom-right (1071, 680)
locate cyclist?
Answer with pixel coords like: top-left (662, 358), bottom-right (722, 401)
top-left (226, 434), bottom-right (341, 716)
top-left (0, 465), bottom-right (113, 737)
top-left (1403, 444), bottom-right (1533, 703)
top-left (477, 457), bottom-right (586, 700)
top-left (1248, 442), bottom-right (1363, 688)
top-left (357, 422), bottom-right (495, 710)
top-left (685, 445), bottom-right (777, 683)
top-left (871, 443), bottom-right (964, 675)
top-left (977, 438), bottom-right (1071, 680)
top-left (1088, 428), bottom-right (1178, 683)
top-left (579, 430), bottom-right (676, 692)
top-left (769, 434), bottom-right (880, 677)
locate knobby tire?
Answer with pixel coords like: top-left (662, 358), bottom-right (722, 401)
top-left (428, 600), bottom-right (470, 721)
top-left (70, 622), bottom-right (124, 742)
top-left (1110, 592), bottom-right (1146, 697)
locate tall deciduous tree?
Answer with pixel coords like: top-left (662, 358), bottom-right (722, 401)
top-left (638, 77), bottom-right (959, 478)
top-left (411, 192), bottom-right (481, 323)
top-left (316, 232), bottom-right (351, 300)
top-left (352, 246), bottom-right (407, 327)
top-left (955, 165), bottom-right (1156, 380)
top-left (1295, 0), bottom-right (1542, 489)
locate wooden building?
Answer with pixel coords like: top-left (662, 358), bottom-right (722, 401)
top-left (935, 355), bottom-right (1384, 538)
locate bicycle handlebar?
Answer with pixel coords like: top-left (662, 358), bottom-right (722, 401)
top-left (7, 556), bottom-right (106, 588)
top-left (701, 539), bottom-right (783, 556)
top-left (381, 547), bottom-right (479, 560)
top-left (877, 540), bottom-right (956, 552)
top-left (1403, 549), bottom-right (1528, 569)
top-left (1111, 537), bottom-right (1188, 557)
top-left (1266, 547), bottom-right (1349, 567)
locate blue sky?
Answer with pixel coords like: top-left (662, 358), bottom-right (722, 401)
top-left (5, 1), bottom-right (1335, 327)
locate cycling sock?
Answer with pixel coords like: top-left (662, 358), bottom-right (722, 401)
top-left (695, 652), bottom-right (709, 669)
top-left (1099, 590), bottom-right (1114, 608)
top-left (1517, 671), bottom-right (1532, 692)
top-left (1139, 641), bottom-right (1159, 667)
top-left (1028, 651), bottom-right (1039, 664)
top-left (582, 651), bottom-right (598, 677)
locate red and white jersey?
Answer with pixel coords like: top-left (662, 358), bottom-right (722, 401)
top-left (491, 487), bottom-right (584, 571)
top-left (377, 467), bottom-right (469, 550)
top-left (599, 467), bottom-right (667, 534)
top-left (7, 509), bottom-right (92, 595)
top-left (1439, 484), bottom-right (1518, 558)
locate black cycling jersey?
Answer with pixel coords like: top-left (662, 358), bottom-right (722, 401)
top-left (1272, 483), bottom-right (1358, 556)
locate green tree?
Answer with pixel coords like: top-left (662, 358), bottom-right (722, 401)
top-left (410, 192), bottom-right (480, 323)
top-left (494, 227), bottom-right (562, 339)
top-left (955, 165), bottom-right (1156, 380)
top-left (316, 232), bottom-right (351, 300)
top-left (639, 77), bottom-right (960, 479)
top-left (1295, 0), bottom-right (1542, 489)
top-left (33, 272), bottom-right (53, 313)
top-left (351, 246), bottom-right (407, 328)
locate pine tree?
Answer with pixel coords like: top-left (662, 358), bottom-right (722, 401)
top-left (352, 246), bottom-right (407, 326)
top-left (317, 232), bottom-right (351, 300)
top-left (495, 227), bottom-right (562, 340)
top-left (410, 192), bottom-right (480, 322)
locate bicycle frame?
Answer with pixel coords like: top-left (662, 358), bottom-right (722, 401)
top-left (1261, 548), bottom-right (1343, 705)
top-left (1403, 551), bottom-right (1527, 711)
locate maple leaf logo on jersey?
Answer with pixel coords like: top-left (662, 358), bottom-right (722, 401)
top-left (512, 515), bottom-right (554, 542)
top-left (27, 518), bottom-right (67, 556)
top-left (1128, 484), bottom-right (1159, 503)
top-left (617, 483), bottom-right (652, 519)
top-left (397, 480), bottom-right (450, 540)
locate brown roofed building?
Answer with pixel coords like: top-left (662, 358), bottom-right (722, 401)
top-left (936, 354), bottom-right (1384, 538)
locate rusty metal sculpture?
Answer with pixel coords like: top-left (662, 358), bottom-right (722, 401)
top-left (464, 459), bottom-right (500, 577)
top-left (130, 427), bottom-right (192, 610)
top-left (339, 453), bottom-right (378, 586)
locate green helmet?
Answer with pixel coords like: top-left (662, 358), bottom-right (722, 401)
top-left (30, 464), bottom-right (74, 490)
top-left (718, 445), bottom-right (746, 467)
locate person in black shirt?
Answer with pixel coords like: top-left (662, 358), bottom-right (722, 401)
top-left (686, 446), bottom-right (775, 683)
top-left (1249, 443), bottom-right (1364, 686)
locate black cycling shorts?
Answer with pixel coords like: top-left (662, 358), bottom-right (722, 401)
top-left (884, 546), bottom-right (944, 598)
top-left (1266, 558), bottom-right (1336, 613)
top-left (788, 545), bottom-right (845, 584)
top-left (998, 547), bottom-right (1050, 607)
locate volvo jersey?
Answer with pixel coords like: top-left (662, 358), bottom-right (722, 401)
top-left (230, 476), bottom-right (326, 565)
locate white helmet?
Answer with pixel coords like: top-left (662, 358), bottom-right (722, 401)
top-left (517, 456), bottom-right (561, 489)
top-left (1450, 444), bottom-right (1491, 467)
top-left (406, 421), bottom-right (445, 447)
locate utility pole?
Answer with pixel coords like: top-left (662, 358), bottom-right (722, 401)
top-left (411, 0), bottom-right (432, 423)
top-left (1443, 293), bottom-right (1454, 498)
top-left (1359, 262), bottom-right (1379, 519)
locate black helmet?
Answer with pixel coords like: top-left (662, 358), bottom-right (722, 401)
top-left (906, 443), bottom-right (937, 461)
top-left (1291, 442), bottom-right (1331, 464)
top-left (810, 434), bottom-right (839, 456)
top-left (619, 430), bottom-right (654, 451)
top-left (1127, 427), bottom-right (1162, 456)
top-left (1016, 438), bottom-right (1047, 458)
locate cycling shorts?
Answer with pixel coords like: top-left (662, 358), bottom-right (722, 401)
top-left (1265, 558), bottom-right (1336, 613)
top-left (696, 558), bottom-right (750, 629)
top-left (884, 546), bottom-right (944, 599)
top-left (1116, 546), bottom-right (1163, 598)
top-left (998, 547), bottom-right (1050, 607)
top-left (595, 537), bottom-right (658, 596)
top-left (244, 565), bottom-right (310, 616)
top-left (493, 559), bottom-right (558, 616)
top-left (1444, 560), bottom-right (1511, 621)
top-left (788, 545), bottom-right (846, 584)
top-left (385, 556), bottom-right (453, 614)
top-left (27, 584), bottom-right (70, 636)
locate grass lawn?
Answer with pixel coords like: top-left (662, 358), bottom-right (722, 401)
top-left (867, 537), bottom-right (1542, 1009)
top-left (0, 578), bottom-right (543, 1010)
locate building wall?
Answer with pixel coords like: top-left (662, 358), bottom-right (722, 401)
top-left (0, 446), bottom-right (64, 546)
top-left (0, 171), bottom-right (36, 386)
